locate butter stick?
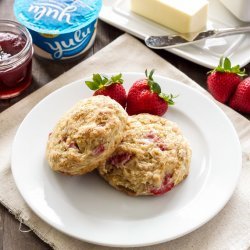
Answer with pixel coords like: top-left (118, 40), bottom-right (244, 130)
top-left (130, 0), bottom-right (209, 34)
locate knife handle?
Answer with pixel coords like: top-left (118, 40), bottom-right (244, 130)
top-left (145, 26), bottom-right (250, 49)
top-left (215, 26), bottom-right (250, 37)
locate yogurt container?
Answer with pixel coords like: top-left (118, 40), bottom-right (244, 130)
top-left (14, 0), bottom-right (102, 60)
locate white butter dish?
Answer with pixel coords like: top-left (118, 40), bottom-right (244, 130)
top-left (220, 0), bottom-right (250, 22)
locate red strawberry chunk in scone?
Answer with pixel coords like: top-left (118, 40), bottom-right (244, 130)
top-left (150, 174), bottom-right (174, 195)
top-left (92, 144), bottom-right (105, 156)
top-left (69, 142), bottom-right (79, 150)
top-left (145, 131), bottom-right (168, 151)
top-left (146, 131), bottom-right (158, 140)
top-left (58, 136), bottom-right (68, 144)
top-left (157, 143), bottom-right (168, 151)
top-left (108, 153), bottom-right (132, 167)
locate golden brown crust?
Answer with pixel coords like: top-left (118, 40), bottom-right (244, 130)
top-left (98, 114), bottom-right (192, 196)
top-left (46, 96), bottom-right (128, 175)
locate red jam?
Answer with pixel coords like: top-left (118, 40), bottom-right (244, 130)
top-left (0, 21), bottom-right (33, 99)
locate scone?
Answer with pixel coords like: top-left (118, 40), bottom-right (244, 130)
top-left (98, 114), bottom-right (192, 196)
top-left (46, 96), bottom-right (128, 175)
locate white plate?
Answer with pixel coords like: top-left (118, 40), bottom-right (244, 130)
top-left (99, 0), bottom-right (250, 69)
top-left (12, 73), bottom-right (241, 247)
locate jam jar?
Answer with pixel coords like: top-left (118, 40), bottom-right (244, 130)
top-left (0, 20), bottom-right (33, 99)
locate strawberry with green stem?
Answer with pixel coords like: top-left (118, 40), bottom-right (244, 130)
top-left (85, 73), bottom-right (127, 108)
top-left (126, 69), bottom-right (176, 116)
top-left (207, 57), bottom-right (246, 103)
top-left (229, 77), bottom-right (250, 114)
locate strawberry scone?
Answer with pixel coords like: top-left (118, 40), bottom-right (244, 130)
top-left (46, 96), bottom-right (128, 175)
top-left (98, 114), bottom-right (192, 196)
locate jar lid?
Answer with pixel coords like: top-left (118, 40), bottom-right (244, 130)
top-left (14, 0), bottom-right (102, 34)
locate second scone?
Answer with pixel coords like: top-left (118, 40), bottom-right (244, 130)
top-left (98, 114), bottom-right (192, 196)
top-left (46, 95), bottom-right (128, 175)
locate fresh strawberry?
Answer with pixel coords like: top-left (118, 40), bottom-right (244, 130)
top-left (207, 57), bottom-right (246, 103)
top-left (85, 73), bottom-right (126, 108)
top-left (126, 69), bottom-right (176, 116)
top-left (229, 77), bottom-right (250, 114)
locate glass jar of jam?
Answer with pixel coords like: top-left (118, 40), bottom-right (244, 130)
top-left (0, 20), bottom-right (33, 99)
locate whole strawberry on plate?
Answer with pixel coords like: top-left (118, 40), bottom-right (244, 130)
top-left (85, 73), bottom-right (126, 108)
top-left (207, 57), bottom-right (246, 103)
top-left (229, 77), bottom-right (250, 114)
top-left (126, 69), bottom-right (176, 116)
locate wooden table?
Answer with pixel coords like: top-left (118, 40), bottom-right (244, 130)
top-left (0, 1), bottom-right (249, 249)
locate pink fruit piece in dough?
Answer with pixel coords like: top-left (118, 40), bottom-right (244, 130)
top-left (157, 143), bottom-right (168, 151)
top-left (108, 153), bottom-right (132, 167)
top-left (146, 131), bottom-right (156, 140)
top-left (69, 142), bottom-right (79, 150)
top-left (150, 174), bottom-right (174, 195)
top-left (92, 144), bottom-right (105, 156)
top-left (146, 131), bottom-right (160, 142)
top-left (146, 131), bottom-right (168, 151)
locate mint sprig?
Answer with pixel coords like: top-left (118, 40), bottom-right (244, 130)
top-left (145, 69), bottom-right (177, 105)
top-left (209, 57), bottom-right (246, 77)
top-left (85, 73), bottom-right (123, 90)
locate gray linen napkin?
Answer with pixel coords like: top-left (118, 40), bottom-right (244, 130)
top-left (0, 34), bottom-right (249, 250)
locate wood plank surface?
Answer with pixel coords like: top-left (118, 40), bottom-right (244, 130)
top-left (0, 0), bottom-right (249, 249)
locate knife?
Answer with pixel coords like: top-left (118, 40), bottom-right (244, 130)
top-left (145, 26), bottom-right (250, 49)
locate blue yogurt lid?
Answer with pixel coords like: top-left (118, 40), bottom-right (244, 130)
top-left (14, 0), bottom-right (102, 34)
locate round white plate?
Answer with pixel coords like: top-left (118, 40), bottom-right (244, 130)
top-left (11, 73), bottom-right (241, 247)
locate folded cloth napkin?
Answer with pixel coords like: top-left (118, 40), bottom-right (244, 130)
top-left (0, 34), bottom-right (249, 250)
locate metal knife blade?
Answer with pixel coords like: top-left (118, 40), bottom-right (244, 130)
top-left (145, 26), bottom-right (250, 49)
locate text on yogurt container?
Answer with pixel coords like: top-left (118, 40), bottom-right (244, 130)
top-left (28, 2), bottom-right (77, 25)
top-left (44, 28), bottom-right (92, 59)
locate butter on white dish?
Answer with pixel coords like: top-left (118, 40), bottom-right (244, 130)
top-left (220, 0), bottom-right (250, 22)
top-left (130, 0), bottom-right (209, 34)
